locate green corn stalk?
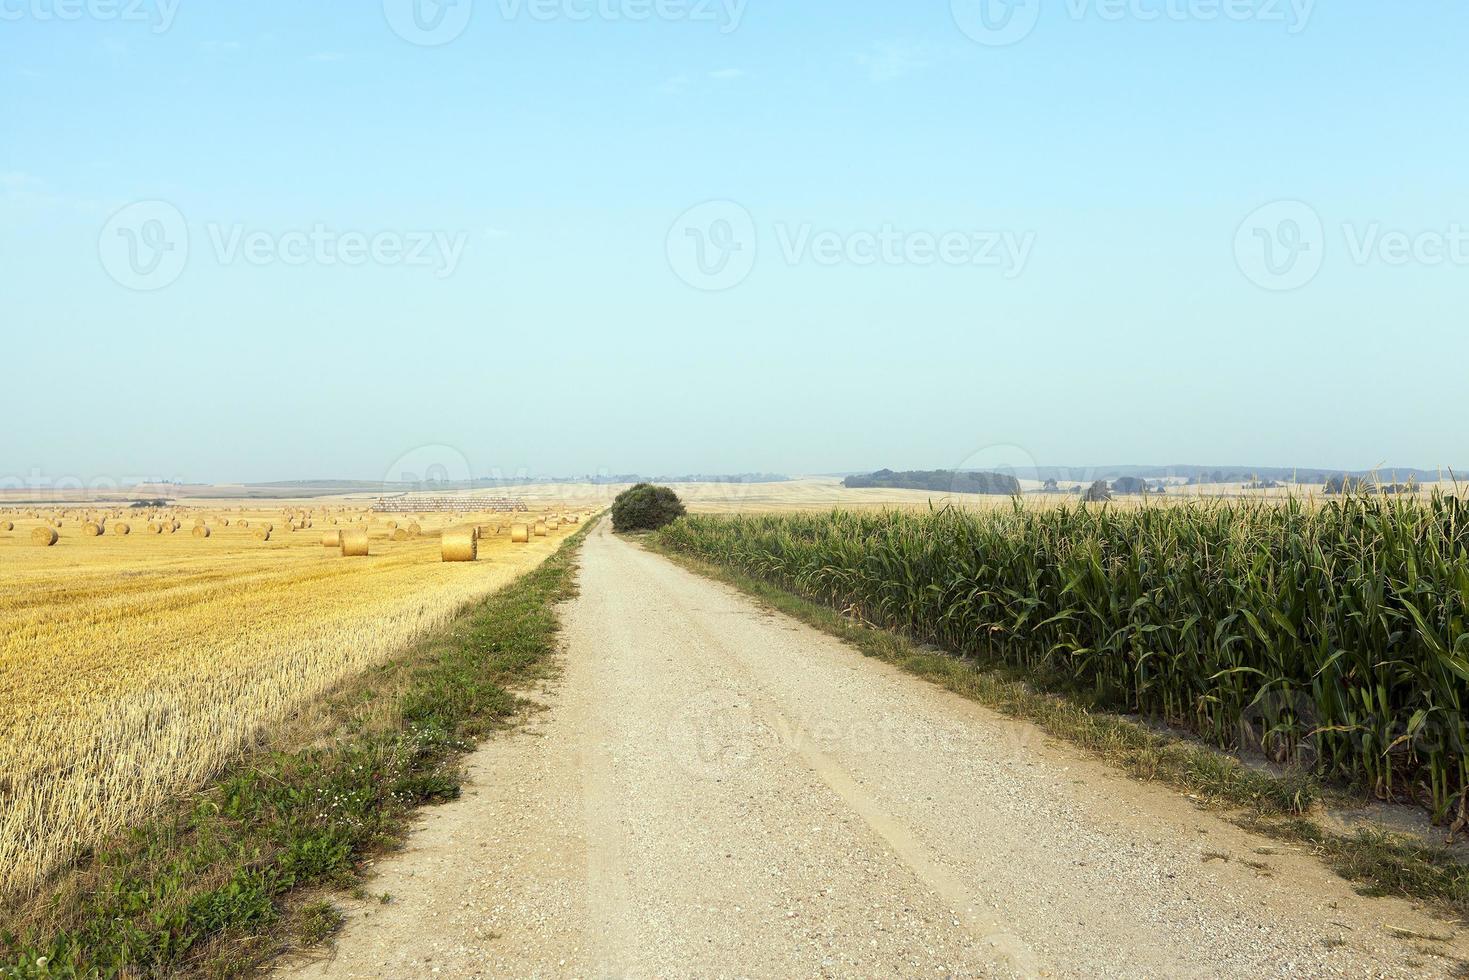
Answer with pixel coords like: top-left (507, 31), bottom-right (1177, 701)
top-left (657, 491), bottom-right (1469, 821)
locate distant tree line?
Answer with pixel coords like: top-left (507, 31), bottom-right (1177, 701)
top-left (1325, 475), bottom-right (1420, 495)
top-left (1081, 478), bottom-right (1167, 502)
top-left (843, 469), bottom-right (1021, 495)
top-left (1186, 470), bottom-right (1252, 485)
top-left (1109, 477), bottom-right (1159, 495)
top-left (464, 474), bottom-right (792, 487)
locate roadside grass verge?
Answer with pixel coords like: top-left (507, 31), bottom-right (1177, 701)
top-left (646, 537), bottom-right (1469, 920)
top-left (1, 521), bottom-right (595, 979)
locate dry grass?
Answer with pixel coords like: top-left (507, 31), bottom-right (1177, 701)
top-left (0, 504), bottom-right (584, 901)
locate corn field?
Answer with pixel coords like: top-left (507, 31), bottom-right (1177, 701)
top-left (657, 494), bottom-right (1469, 821)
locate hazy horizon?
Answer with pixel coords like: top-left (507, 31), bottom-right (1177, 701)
top-left (4, 460), bottom-right (1464, 493)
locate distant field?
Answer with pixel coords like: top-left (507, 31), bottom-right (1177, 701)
top-left (6, 476), bottom-right (1460, 517)
top-left (627, 477), bottom-right (1467, 514)
top-left (0, 501), bottom-right (591, 901)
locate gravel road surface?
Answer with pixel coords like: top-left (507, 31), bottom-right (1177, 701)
top-left (281, 522), bottom-right (1466, 978)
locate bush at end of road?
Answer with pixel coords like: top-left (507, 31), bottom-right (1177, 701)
top-left (612, 484), bottom-right (686, 533)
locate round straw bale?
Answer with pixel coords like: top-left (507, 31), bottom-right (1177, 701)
top-left (192, 525), bottom-right (211, 538)
top-left (0, 521), bottom-right (13, 531)
top-left (253, 527), bottom-right (271, 541)
top-left (170, 521), bottom-right (181, 531)
top-left (322, 530), bottom-right (341, 548)
top-left (510, 523), bottom-right (530, 543)
top-left (238, 520), bottom-right (250, 528)
top-left (407, 523), bottom-right (421, 537)
top-left (441, 527), bottom-right (477, 562)
top-left (386, 520), bottom-right (398, 530)
top-left (83, 521), bottom-right (105, 537)
top-left (391, 528), bottom-right (409, 542)
top-left (567, 515), bottom-right (579, 524)
top-left (533, 522), bottom-right (548, 537)
top-left (146, 522), bottom-right (162, 534)
top-left (31, 526), bottom-right (59, 546)
top-left (340, 529), bottom-right (370, 557)
top-left (112, 522), bottom-right (131, 536)
top-left (221, 518), bottom-right (231, 527)
top-left (261, 522), bottom-right (273, 532)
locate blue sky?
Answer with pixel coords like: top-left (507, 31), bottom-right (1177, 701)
top-left (2, 1), bottom-right (1466, 484)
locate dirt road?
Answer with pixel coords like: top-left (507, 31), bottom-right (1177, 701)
top-left (283, 522), bottom-right (1465, 978)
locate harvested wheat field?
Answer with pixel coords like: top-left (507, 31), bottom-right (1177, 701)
top-left (0, 504), bottom-right (585, 901)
